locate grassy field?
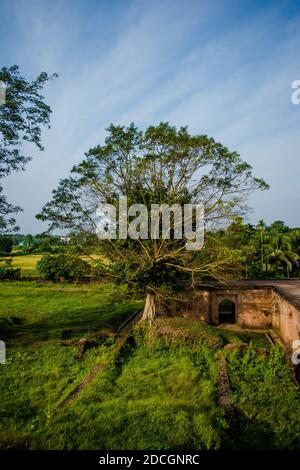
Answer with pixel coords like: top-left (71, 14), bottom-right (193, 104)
top-left (0, 310), bottom-right (226, 450)
top-left (0, 281), bottom-right (142, 345)
top-left (32, 322), bottom-right (225, 450)
top-left (5, 255), bottom-right (42, 276)
top-left (0, 281), bottom-right (300, 449)
top-left (1, 254), bottom-right (104, 276)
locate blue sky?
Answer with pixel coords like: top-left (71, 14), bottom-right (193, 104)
top-left (1, 0), bottom-right (300, 233)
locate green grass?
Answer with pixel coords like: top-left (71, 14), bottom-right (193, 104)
top-left (0, 343), bottom-right (112, 449)
top-left (0, 280), bottom-right (142, 449)
top-left (0, 281), bottom-right (299, 450)
top-left (0, 281), bottom-right (142, 345)
top-left (227, 346), bottom-right (300, 449)
top-left (1, 320), bottom-right (226, 450)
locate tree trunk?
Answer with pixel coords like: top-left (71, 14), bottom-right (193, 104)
top-left (261, 233), bottom-right (264, 271)
top-left (141, 293), bottom-right (156, 322)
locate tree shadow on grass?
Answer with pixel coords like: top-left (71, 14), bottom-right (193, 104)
top-left (2, 303), bottom-right (140, 346)
top-left (225, 411), bottom-right (278, 449)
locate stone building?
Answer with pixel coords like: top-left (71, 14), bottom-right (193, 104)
top-left (180, 280), bottom-right (300, 345)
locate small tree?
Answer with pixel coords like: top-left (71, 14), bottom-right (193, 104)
top-left (0, 235), bottom-right (13, 256)
top-left (0, 259), bottom-right (21, 280)
top-left (0, 65), bottom-right (57, 232)
top-left (37, 123), bottom-right (268, 320)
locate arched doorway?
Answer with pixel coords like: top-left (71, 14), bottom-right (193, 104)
top-left (218, 299), bottom-right (235, 324)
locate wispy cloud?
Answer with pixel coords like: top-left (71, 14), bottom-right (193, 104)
top-left (1, 0), bottom-right (300, 231)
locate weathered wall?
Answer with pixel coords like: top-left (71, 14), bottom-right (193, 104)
top-left (157, 291), bottom-right (211, 321)
top-left (236, 289), bottom-right (273, 329)
top-left (182, 290), bottom-right (210, 322)
top-left (272, 291), bottom-right (300, 344)
top-left (181, 286), bottom-right (300, 345)
top-left (183, 288), bottom-right (274, 328)
top-left (209, 288), bottom-right (273, 328)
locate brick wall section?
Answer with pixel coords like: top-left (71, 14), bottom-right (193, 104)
top-left (236, 289), bottom-right (273, 329)
top-left (272, 290), bottom-right (300, 343)
top-left (178, 281), bottom-right (300, 345)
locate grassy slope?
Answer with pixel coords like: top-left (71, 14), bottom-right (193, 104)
top-left (0, 281), bottom-right (300, 449)
top-left (0, 281), bottom-right (142, 449)
top-left (5, 319), bottom-right (226, 450)
top-left (0, 281), bottom-right (142, 345)
top-left (227, 347), bottom-right (300, 449)
top-left (0, 342), bottom-right (112, 449)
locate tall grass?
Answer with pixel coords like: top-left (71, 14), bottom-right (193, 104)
top-left (227, 345), bottom-right (300, 449)
top-left (31, 323), bottom-right (225, 450)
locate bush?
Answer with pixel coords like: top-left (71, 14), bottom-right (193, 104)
top-left (0, 236), bottom-right (13, 256)
top-left (36, 254), bottom-right (91, 281)
top-left (0, 260), bottom-right (21, 280)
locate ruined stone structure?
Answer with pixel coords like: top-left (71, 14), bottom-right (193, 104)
top-left (182, 280), bottom-right (300, 345)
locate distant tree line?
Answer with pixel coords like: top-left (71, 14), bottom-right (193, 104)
top-left (0, 232), bottom-right (98, 256)
top-left (1, 219), bottom-right (299, 280)
top-left (214, 218), bottom-right (300, 279)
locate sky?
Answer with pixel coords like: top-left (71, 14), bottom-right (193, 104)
top-left (1, 0), bottom-right (300, 233)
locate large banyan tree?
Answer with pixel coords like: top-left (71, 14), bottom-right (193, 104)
top-left (37, 123), bottom-right (268, 320)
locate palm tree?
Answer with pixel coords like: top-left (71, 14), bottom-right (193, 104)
top-left (256, 220), bottom-right (267, 272)
top-left (291, 229), bottom-right (300, 253)
top-left (264, 232), bottom-right (299, 278)
top-left (291, 229), bottom-right (300, 275)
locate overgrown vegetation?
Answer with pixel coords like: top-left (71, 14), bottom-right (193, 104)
top-left (216, 218), bottom-right (300, 279)
top-left (36, 254), bottom-right (91, 281)
top-left (1, 291), bottom-right (299, 450)
top-left (0, 259), bottom-right (21, 280)
top-left (227, 346), bottom-right (300, 449)
top-left (35, 328), bottom-right (224, 450)
top-left (0, 342), bottom-right (111, 449)
top-left (0, 317), bottom-right (226, 450)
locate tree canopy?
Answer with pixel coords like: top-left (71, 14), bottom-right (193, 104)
top-left (37, 122), bottom-right (268, 319)
top-left (0, 65), bottom-right (57, 232)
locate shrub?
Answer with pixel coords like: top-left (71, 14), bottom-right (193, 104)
top-left (0, 259), bottom-right (21, 280)
top-left (36, 254), bottom-right (91, 281)
top-left (0, 236), bottom-right (13, 256)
